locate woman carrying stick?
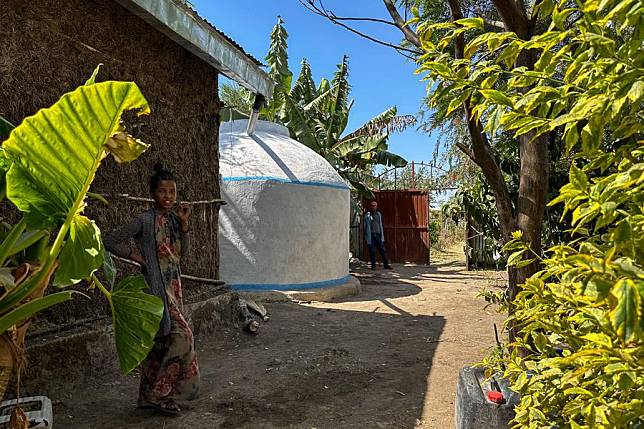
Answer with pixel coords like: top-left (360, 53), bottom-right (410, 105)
top-left (104, 163), bottom-right (199, 415)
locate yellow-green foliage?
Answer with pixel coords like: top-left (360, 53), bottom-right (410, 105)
top-left (415, 0), bottom-right (643, 426)
top-left (503, 139), bottom-right (643, 427)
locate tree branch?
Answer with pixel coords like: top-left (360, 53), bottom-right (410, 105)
top-left (455, 142), bottom-right (475, 162)
top-left (382, 0), bottom-right (422, 48)
top-left (318, 15), bottom-right (399, 27)
top-left (491, 0), bottom-right (530, 38)
top-left (447, 0), bottom-right (516, 239)
top-left (463, 101), bottom-right (516, 240)
top-left (483, 18), bottom-right (506, 30)
top-left (299, 0), bottom-right (422, 58)
top-left (446, 0), bottom-right (465, 56)
top-left (462, 5), bottom-right (506, 29)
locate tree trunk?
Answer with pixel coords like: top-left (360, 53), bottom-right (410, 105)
top-left (505, 130), bottom-right (549, 339)
top-left (384, 0), bottom-right (551, 341)
top-left (452, 0), bottom-right (550, 339)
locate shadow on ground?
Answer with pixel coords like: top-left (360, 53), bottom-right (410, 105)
top-left (54, 291), bottom-right (445, 428)
top-left (45, 253), bottom-right (506, 429)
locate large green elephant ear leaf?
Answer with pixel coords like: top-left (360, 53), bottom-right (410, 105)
top-left (3, 81), bottom-right (150, 229)
top-left (54, 216), bottom-right (104, 286)
top-left (3, 81), bottom-right (150, 285)
top-left (107, 275), bottom-right (164, 374)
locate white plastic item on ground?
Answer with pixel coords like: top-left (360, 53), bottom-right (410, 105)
top-left (0, 396), bottom-right (53, 428)
top-left (219, 119), bottom-right (350, 292)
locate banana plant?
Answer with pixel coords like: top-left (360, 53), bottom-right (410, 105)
top-left (0, 69), bottom-right (164, 397)
top-left (218, 18), bottom-right (414, 196)
top-left (284, 57), bottom-right (414, 195)
top-left (263, 16), bottom-right (293, 122)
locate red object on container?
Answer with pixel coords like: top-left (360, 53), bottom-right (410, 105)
top-left (487, 391), bottom-right (504, 404)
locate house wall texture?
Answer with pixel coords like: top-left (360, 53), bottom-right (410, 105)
top-left (0, 0), bottom-right (222, 322)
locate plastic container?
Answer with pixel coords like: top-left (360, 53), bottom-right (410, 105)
top-left (0, 396), bottom-right (53, 428)
top-left (455, 366), bottom-right (520, 429)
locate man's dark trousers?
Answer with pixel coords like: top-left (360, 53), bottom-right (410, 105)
top-left (368, 233), bottom-right (390, 268)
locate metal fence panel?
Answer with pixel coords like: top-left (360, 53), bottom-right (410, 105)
top-left (361, 190), bottom-right (430, 264)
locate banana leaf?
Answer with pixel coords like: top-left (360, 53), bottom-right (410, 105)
top-left (285, 96), bottom-right (320, 151)
top-left (290, 59), bottom-right (317, 104)
top-left (346, 176), bottom-right (375, 198)
top-left (375, 150), bottom-right (408, 168)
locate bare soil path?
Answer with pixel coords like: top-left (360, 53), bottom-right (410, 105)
top-left (56, 248), bottom-right (505, 428)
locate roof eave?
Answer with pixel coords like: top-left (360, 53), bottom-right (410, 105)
top-left (113, 0), bottom-right (274, 98)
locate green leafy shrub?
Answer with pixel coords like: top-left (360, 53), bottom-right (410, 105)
top-left (428, 220), bottom-right (439, 248)
top-left (437, 0), bottom-right (644, 425)
top-left (415, 0), bottom-right (643, 425)
top-left (501, 137), bottom-right (643, 426)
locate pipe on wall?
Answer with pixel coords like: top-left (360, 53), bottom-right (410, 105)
top-left (246, 94), bottom-right (266, 135)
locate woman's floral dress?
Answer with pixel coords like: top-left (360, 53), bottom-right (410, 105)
top-left (139, 213), bottom-right (200, 404)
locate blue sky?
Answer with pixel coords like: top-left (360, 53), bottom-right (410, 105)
top-left (190, 0), bottom-right (440, 165)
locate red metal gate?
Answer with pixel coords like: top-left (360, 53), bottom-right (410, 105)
top-left (362, 190), bottom-right (430, 264)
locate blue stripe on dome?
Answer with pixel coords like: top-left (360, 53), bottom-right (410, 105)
top-left (222, 176), bottom-right (349, 190)
top-left (229, 275), bottom-right (352, 291)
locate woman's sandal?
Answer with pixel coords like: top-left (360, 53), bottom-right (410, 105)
top-left (138, 398), bottom-right (181, 415)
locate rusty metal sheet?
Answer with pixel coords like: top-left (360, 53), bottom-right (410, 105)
top-left (362, 190), bottom-right (430, 264)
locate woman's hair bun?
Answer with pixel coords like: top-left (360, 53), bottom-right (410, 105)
top-left (150, 162), bottom-right (175, 192)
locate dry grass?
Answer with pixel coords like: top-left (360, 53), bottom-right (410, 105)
top-left (430, 242), bottom-right (465, 265)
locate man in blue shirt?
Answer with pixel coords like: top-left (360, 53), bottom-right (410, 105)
top-left (364, 201), bottom-right (393, 270)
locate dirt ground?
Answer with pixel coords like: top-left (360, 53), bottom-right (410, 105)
top-left (55, 247), bottom-right (505, 428)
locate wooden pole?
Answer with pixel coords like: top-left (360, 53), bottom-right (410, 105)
top-left (104, 194), bottom-right (227, 206)
top-left (111, 255), bottom-right (226, 286)
top-left (411, 161), bottom-right (415, 189)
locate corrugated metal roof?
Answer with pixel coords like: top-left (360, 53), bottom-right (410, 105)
top-left (184, 7), bottom-right (264, 67)
top-left (114, 0), bottom-right (274, 98)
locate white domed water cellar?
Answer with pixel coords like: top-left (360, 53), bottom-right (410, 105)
top-left (219, 119), bottom-right (357, 295)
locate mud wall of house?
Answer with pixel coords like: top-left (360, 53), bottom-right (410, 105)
top-left (0, 0), bottom-right (222, 323)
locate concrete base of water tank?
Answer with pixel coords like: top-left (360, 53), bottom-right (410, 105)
top-left (237, 275), bottom-right (362, 303)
